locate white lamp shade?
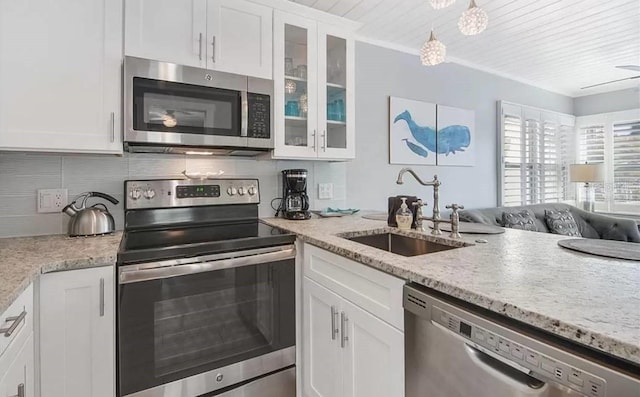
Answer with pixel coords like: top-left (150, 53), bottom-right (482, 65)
top-left (569, 163), bottom-right (604, 182)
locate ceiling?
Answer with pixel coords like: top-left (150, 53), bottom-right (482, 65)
top-left (289, 0), bottom-right (640, 97)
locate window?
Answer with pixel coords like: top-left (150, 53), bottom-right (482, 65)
top-left (577, 111), bottom-right (640, 214)
top-left (499, 101), bottom-right (575, 207)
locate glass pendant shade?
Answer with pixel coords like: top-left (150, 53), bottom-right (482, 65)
top-left (430, 0), bottom-right (455, 9)
top-left (285, 79), bottom-right (296, 94)
top-left (420, 30), bottom-right (446, 66)
top-left (458, 0), bottom-right (488, 35)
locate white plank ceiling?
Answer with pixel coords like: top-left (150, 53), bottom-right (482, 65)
top-left (290, 0), bottom-right (640, 97)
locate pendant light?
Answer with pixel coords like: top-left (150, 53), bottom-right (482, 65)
top-left (458, 0), bottom-right (488, 36)
top-left (420, 30), bottom-right (446, 66)
top-left (430, 0), bottom-right (455, 9)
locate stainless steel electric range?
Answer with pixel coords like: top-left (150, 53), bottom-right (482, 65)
top-left (117, 178), bottom-right (296, 397)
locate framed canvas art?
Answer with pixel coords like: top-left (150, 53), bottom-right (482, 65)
top-left (436, 105), bottom-right (475, 166)
top-left (389, 97), bottom-right (437, 165)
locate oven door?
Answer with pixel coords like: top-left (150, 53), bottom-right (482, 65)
top-left (117, 245), bottom-right (296, 397)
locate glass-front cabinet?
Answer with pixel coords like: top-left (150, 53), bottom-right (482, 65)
top-left (273, 11), bottom-right (355, 160)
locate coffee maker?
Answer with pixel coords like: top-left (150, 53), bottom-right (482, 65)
top-left (279, 169), bottom-right (311, 220)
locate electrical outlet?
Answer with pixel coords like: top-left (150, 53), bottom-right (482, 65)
top-left (37, 189), bottom-right (68, 213)
top-left (318, 183), bottom-right (333, 200)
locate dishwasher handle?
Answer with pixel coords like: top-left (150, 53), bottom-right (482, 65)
top-left (465, 344), bottom-right (546, 391)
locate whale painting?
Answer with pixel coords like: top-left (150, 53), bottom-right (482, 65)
top-left (389, 97), bottom-right (475, 166)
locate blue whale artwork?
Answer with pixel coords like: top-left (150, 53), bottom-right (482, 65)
top-left (393, 109), bottom-right (470, 157)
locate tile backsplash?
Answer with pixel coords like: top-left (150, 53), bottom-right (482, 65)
top-left (0, 152), bottom-right (346, 238)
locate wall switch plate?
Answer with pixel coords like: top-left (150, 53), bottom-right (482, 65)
top-left (37, 189), bottom-right (68, 213)
top-left (318, 183), bottom-right (333, 200)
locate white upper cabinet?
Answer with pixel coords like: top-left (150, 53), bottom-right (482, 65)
top-left (273, 11), bottom-right (355, 160)
top-left (207, 0), bottom-right (273, 79)
top-left (125, 0), bottom-right (272, 79)
top-left (125, 0), bottom-right (207, 68)
top-left (0, 0), bottom-right (123, 154)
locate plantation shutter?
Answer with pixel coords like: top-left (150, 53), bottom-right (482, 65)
top-left (542, 117), bottom-right (560, 202)
top-left (612, 120), bottom-right (640, 205)
top-left (501, 104), bottom-right (524, 206)
top-left (578, 124), bottom-right (606, 201)
top-left (524, 115), bottom-right (542, 204)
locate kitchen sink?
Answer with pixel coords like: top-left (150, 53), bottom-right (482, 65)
top-left (343, 232), bottom-right (463, 257)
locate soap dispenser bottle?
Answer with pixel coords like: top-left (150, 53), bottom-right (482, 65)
top-left (395, 197), bottom-right (413, 230)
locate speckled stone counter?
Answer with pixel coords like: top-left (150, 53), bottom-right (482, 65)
top-left (0, 232), bottom-right (122, 314)
top-left (262, 215), bottom-right (640, 366)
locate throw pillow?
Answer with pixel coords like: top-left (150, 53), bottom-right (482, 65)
top-left (545, 209), bottom-right (582, 237)
top-left (501, 210), bottom-right (537, 232)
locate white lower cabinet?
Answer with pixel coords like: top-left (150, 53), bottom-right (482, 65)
top-left (302, 243), bottom-right (405, 397)
top-left (0, 334), bottom-right (34, 397)
top-left (39, 266), bottom-right (115, 397)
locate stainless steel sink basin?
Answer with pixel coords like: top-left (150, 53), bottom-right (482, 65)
top-left (344, 232), bottom-right (462, 257)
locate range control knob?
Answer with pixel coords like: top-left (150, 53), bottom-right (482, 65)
top-left (227, 186), bottom-right (237, 196)
top-left (237, 187), bottom-right (246, 196)
top-left (143, 188), bottom-right (156, 199)
top-left (129, 188), bottom-right (142, 200)
top-left (247, 186), bottom-right (257, 196)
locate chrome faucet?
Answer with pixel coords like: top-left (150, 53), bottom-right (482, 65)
top-left (396, 167), bottom-right (464, 238)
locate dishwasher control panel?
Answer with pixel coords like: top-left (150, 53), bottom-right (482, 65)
top-left (432, 305), bottom-right (607, 396)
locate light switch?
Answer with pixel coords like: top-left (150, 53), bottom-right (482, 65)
top-left (318, 183), bottom-right (333, 200)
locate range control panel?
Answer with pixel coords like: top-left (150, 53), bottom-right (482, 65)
top-left (432, 306), bottom-right (607, 397)
top-left (125, 179), bottom-right (259, 209)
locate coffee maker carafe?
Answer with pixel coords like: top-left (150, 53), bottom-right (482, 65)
top-left (280, 169), bottom-right (311, 220)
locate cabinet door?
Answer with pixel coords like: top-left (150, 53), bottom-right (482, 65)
top-left (0, 335), bottom-right (33, 397)
top-left (125, 0), bottom-right (207, 68)
top-left (302, 277), bottom-right (342, 397)
top-left (207, 0), bottom-right (272, 79)
top-left (40, 266), bottom-right (115, 397)
top-left (273, 11), bottom-right (319, 159)
top-left (317, 24), bottom-right (355, 160)
top-left (342, 299), bottom-right (404, 397)
top-left (0, 0), bottom-right (123, 154)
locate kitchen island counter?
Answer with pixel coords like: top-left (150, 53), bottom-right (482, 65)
top-left (263, 215), bottom-right (640, 366)
top-left (0, 232), bottom-right (122, 314)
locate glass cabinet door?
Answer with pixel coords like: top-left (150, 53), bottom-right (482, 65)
top-left (274, 12), bottom-right (317, 158)
top-left (318, 26), bottom-right (354, 159)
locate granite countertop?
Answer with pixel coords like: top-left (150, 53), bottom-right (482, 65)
top-left (0, 232), bottom-right (122, 314)
top-left (263, 215), bottom-right (640, 366)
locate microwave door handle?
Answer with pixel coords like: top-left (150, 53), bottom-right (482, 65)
top-left (241, 91), bottom-right (248, 137)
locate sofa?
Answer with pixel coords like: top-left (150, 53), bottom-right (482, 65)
top-left (458, 203), bottom-right (640, 243)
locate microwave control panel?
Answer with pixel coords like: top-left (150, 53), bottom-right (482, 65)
top-left (247, 93), bottom-right (270, 139)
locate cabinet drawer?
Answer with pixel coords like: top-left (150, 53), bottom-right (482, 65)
top-left (303, 243), bottom-right (404, 330)
top-left (0, 284), bottom-right (33, 360)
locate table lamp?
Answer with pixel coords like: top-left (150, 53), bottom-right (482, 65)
top-left (570, 163), bottom-right (604, 212)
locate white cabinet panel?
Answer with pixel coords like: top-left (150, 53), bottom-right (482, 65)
top-left (0, 284), bottom-right (33, 361)
top-left (0, 0), bottom-right (123, 154)
top-left (207, 0), bottom-right (272, 79)
top-left (125, 0), bottom-right (207, 68)
top-left (342, 300), bottom-right (404, 397)
top-left (302, 277), bottom-right (342, 397)
top-left (0, 334), bottom-right (34, 397)
top-left (40, 266), bottom-right (115, 397)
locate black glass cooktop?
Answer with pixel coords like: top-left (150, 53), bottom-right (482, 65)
top-left (118, 221), bottom-right (295, 265)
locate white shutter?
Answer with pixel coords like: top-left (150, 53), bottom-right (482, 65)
top-left (502, 113), bottom-right (524, 206)
top-left (578, 124), bottom-right (606, 201)
top-left (524, 117), bottom-right (542, 205)
top-left (542, 119), bottom-right (560, 202)
top-left (613, 120), bottom-right (640, 206)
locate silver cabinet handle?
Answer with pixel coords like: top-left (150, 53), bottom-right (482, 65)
top-left (311, 130), bottom-right (316, 151)
top-left (8, 383), bottom-right (25, 397)
top-left (110, 112), bottom-right (115, 143)
top-left (330, 306), bottom-right (339, 340)
top-left (321, 130), bottom-right (326, 151)
top-left (198, 32), bottom-right (203, 61)
top-left (340, 312), bottom-right (348, 348)
top-left (99, 278), bottom-right (105, 317)
top-left (211, 36), bottom-right (216, 63)
top-left (0, 309), bottom-right (26, 337)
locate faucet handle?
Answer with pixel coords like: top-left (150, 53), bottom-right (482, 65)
top-left (412, 199), bottom-right (425, 208)
top-left (446, 203), bottom-right (464, 212)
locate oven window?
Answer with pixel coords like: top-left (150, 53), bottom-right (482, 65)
top-left (133, 77), bottom-right (240, 136)
top-left (118, 259), bottom-right (295, 396)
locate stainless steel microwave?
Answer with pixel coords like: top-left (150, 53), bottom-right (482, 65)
top-left (124, 56), bottom-right (273, 156)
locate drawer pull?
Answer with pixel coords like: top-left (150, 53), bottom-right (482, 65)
top-left (0, 309), bottom-right (27, 337)
top-left (8, 383), bottom-right (25, 397)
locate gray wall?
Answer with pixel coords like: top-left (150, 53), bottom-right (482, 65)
top-left (347, 42), bottom-right (574, 211)
top-left (573, 87), bottom-right (640, 117)
top-left (0, 153), bottom-right (346, 237)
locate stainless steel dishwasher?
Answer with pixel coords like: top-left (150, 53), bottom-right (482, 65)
top-left (404, 283), bottom-right (640, 397)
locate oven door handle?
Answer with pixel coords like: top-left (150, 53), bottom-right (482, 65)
top-left (119, 245), bottom-right (295, 284)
